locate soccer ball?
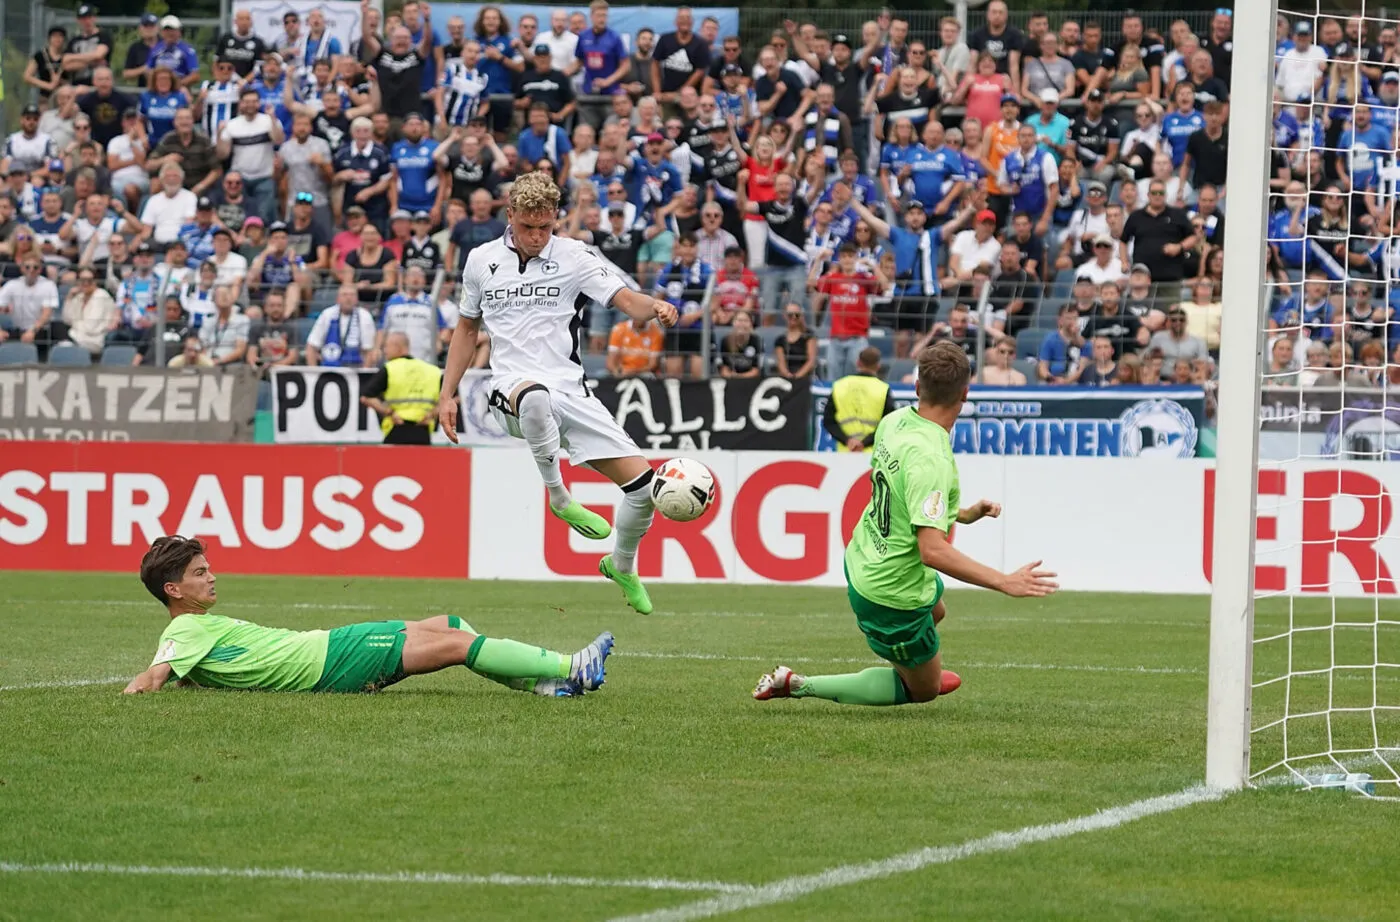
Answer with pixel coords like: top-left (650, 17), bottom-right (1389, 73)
top-left (651, 458), bottom-right (715, 522)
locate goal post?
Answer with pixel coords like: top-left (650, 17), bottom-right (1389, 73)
top-left (1206, 0), bottom-right (1280, 791)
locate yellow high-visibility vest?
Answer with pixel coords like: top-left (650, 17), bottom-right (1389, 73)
top-left (381, 356), bottom-right (441, 436)
top-left (831, 374), bottom-right (889, 451)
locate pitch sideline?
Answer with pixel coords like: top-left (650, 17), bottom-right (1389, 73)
top-left (605, 786), bottom-right (1228, 922)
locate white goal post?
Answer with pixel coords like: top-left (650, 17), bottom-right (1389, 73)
top-left (1206, 0), bottom-right (1279, 791)
top-left (1209, 0), bottom-right (1400, 796)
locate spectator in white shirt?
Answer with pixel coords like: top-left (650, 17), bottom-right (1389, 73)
top-left (1276, 21), bottom-right (1327, 102)
top-left (197, 284), bottom-right (250, 364)
top-left (140, 162), bottom-right (198, 244)
top-left (206, 228), bottom-right (248, 295)
top-left (1075, 233), bottom-right (1128, 285)
top-left (944, 210), bottom-right (1003, 289)
top-left (539, 9), bottom-right (580, 76)
top-left (0, 258), bottom-right (62, 354)
top-left (107, 108), bottom-right (150, 213)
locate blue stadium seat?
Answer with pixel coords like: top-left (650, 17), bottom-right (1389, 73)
top-left (1034, 298), bottom-right (1066, 329)
top-left (1051, 268), bottom-right (1077, 300)
top-left (257, 380), bottom-right (273, 412)
top-left (1015, 357), bottom-right (1041, 383)
top-left (1015, 328), bottom-right (1047, 359)
top-left (48, 343), bottom-right (92, 366)
top-left (869, 328), bottom-right (895, 358)
top-left (100, 345), bottom-right (138, 366)
top-left (293, 316), bottom-right (317, 344)
top-left (0, 342), bottom-right (38, 365)
top-left (887, 357), bottom-right (917, 383)
top-left (581, 353), bottom-right (609, 380)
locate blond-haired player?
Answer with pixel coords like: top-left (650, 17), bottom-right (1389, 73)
top-left (438, 172), bottom-right (679, 614)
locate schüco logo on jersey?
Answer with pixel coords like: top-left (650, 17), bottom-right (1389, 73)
top-left (483, 285), bottom-right (563, 301)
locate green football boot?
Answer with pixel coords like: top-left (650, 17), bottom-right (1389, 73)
top-left (598, 556), bottom-right (653, 615)
top-left (550, 500), bottom-right (612, 540)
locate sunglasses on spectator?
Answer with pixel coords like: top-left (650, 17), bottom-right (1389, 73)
top-left (1215, 7), bottom-right (1232, 16)
top-left (296, 192), bottom-right (314, 203)
top-left (22, 263), bottom-right (41, 271)
top-left (1149, 189), bottom-right (1166, 196)
top-left (608, 187), bottom-right (627, 195)
top-left (785, 311), bottom-right (802, 319)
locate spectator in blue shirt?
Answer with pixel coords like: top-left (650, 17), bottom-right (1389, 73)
top-left (389, 112), bottom-right (442, 220)
top-left (515, 103), bottom-right (573, 175)
top-left (1025, 89), bottom-right (1071, 163)
top-left (1038, 304), bottom-right (1086, 383)
top-left (1338, 104), bottom-right (1392, 194)
top-left (908, 121), bottom-right (966, 227)
top-left (139, 67), bottom-right (189, 144)
top-left (473, 7), bottom-right (518, 139)
top-left (147, 17), bottom-right (200, 90)
top-left (576, 2), bottom-right (628, 96)
top-left (1161, 83), bottom-right (1205, 168)
top-left (999, 124), bottom-right (1059, 237)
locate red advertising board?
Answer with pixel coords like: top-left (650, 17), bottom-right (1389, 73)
top-left (0, 442), bottom-right (471, 577)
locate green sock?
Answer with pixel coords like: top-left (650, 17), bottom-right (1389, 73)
top-left (792, 668), bottom-right (911, 706)
top-left (466, 636), bottom-right (569, 680)
top-left (446, 618), bottom-right (537, 691)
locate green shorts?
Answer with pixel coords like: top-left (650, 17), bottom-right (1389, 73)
top-left (846, 574), bottom-right (943, 668)
top-left (314, 620), bottom-right (408, 693)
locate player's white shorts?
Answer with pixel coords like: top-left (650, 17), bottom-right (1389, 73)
top-left (487, 375), bottom-right (639, 467)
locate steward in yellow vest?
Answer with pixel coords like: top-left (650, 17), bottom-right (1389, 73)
top-left (824, 346), bottom-right (894, 452)
top-left (359, 332), bottom-right (443, 445)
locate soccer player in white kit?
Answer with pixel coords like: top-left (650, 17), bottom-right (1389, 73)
top-left (437, 172), bottom-right (679, 614)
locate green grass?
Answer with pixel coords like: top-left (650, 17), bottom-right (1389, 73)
top-left (1, 573), bottom-right (1397, 921)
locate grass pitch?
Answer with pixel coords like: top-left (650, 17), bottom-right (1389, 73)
top-left (2, 572), bottom-right (1397, 921)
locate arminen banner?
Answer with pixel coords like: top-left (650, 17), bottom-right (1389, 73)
top-left (0, 366), bottom-right (257, 443)
top-left (3, 444), bottom-right (1398, 597)
top-left (236, 0), bottom-right (363, 60)
top-left (810, 383), bottom-right (1206, 457)
top-left (0, 441), bottom-right (471, 577)
top-left (271, 367), bottom-right (505, 445)
top-left (590, 377), bottom-right (811, 451)
top-left (1259, 386), bottom-right (1400, 461)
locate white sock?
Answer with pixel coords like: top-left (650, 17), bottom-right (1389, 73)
top-left (611, 470), bottom-right (655, 575)
top-left (516, 386), bottom-right (572, 509)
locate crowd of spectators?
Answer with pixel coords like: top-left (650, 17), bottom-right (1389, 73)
top-left (0, 2), bottom-right (1395, 392)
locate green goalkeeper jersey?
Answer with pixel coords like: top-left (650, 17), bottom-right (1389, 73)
top-left (844, 407), bottom-right (960, 610)
top-left (151, 614), bottom-right (330, 691)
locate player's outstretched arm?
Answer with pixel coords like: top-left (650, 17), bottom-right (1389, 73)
top-left (917, 527), bottom-right (1058, 598)
top-left (611, 287), bottom-right (678, 328)
top-left (123, 662), bottom-right (174, 695)
top-left (957, 500), bottom-right (1002, 525)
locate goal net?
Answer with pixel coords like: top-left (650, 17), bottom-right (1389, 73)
top-left (1212, 0), bottom-right (1400, 797)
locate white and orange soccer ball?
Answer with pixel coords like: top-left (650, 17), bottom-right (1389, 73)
top-left (651, 458), bottom-right (715, 522)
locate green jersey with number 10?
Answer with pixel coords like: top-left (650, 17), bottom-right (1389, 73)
top-left (844, 407), bottom-right (960, 611)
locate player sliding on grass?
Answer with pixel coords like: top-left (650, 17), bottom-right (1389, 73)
top-left (123, 536), bottom-right (614, 697)
top-left (754, 342), bottom-right (1058, 706)
top-left (437, 171), bottom-right (679, 615)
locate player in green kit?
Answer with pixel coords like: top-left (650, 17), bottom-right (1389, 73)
top-left (754, 342), bottom-right (1058, 706)
top-left (123, 536), bottom-right (614, 697)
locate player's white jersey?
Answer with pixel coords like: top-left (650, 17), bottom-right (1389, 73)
top-left (460, 231), bottom-right (627, 394)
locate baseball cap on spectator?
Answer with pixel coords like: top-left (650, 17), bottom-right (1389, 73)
top-left (607, 203), bottom-right (627, 215)
top-left (533, 43), bottom-right (551, 55)
top-left (134, 242), bottom-right (153, 255)
top-left (1039, 88), bottom-right (1059, 104)
top-left (1086, 180), bottom-right (1107, 195)
top-left (1092, 233), bottom-right (1114, 248)
top-left (404, 112), bottom-right (425, 124)
top-left (160, 15), bottom-right (181, 30)
top-left (832, 34), bottom-right (852, 49)
top-left (76, 5), bottom-right (97, 18)
top-left (1000, 93), bottom-right (1020, 106)
top-left (212, 227), bottom-right (232, 239)
top-left (1387, 72), bottom-right (1400, 84)
top-left (905, 200), bottom-right (927, 213)
top-left (412, 211), bottom-right (431, 222)
top-left (243, 216), bottom-right (264, 228)
top-left (21, 104), bottom-right (40, 117)
top-left (7, 165), bottom-right (27, 176)
top-left (139, 13), bottom-right (158, 26)
top-left (1086, 88), bottom-right (1104, 102)
top-left (267, 221), bottom-right (287, 234)
top-left (1294, 21), bottom-right (1311, 35)
top-left (722, 63), bottom-right (744, 76)
top-left (646, 132), bottom-right (664, 144)
top-left (390, 209), bottom-right (412, 222)
top-left (976, 209), bottom-right (997, 224)
top-left (122, 107), bottom-right (140, 121)
top-left (197, 196), bottom-right (214, 210)
top-left (48, 158), bottom-right (65, 173)
top-left (1334, 40), bottom-right (1353, 56)
top-left (345, 205), bottom-right (367, 217)
top-left (294, 191), bottom-right (314, 204)
top-left (1131, 263), bottom-right (1153, 276)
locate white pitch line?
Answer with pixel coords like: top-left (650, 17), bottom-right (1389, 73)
top-left (606, 786), bottom-right (1226, 922)
top-left (621, 651), bottom-right (1200, 676)
top-left (0, 676), bottom-right (126, 692)
top-left (0, 861), bottom-right (755, 894)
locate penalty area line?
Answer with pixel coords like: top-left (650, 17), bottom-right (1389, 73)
top-left (606, 785), bottom-right (1227, 922)
top-left (0, 861), bottom-right (756, 894)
